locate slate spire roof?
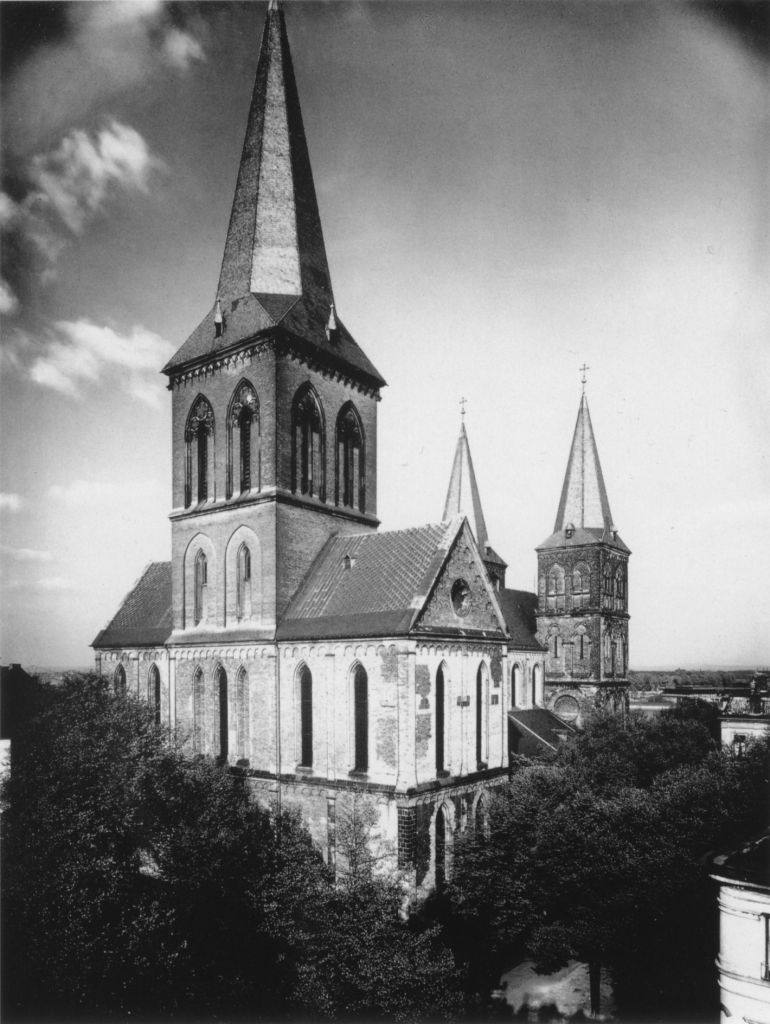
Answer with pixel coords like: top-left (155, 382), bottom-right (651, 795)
top-left (163, 2), bottom-right (384, 388)
top-left (442, 420), bottom-right (489, 551)
top-left (539, 392), bottom-right (629, 552)
top-left (554, 393), bottom-right (614, 532)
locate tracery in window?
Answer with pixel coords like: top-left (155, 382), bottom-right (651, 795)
top-left (547, 565), bottom-right (565, 611)
top-left (185, 395), bottom-right (214, 506)
top-left (194, 550), bottom-right (208, 625)
top-left (227, 381), bottom-right (259, 498)
top-left (291, 384), bottom-right (325, 500)
top-left (335, 402), bottom-right (365, 511)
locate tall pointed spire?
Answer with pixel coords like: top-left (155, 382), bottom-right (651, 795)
top-left (554, 393), bottom-right (614, 533)
top-left (442, 419), bottom-right (489, 551)
top-left (217, 0), bottom-right (331, 313)
top-left (164, 2), bottom-right (385, 389)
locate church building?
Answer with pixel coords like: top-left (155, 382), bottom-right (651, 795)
top-left (93, 1), bottom-right (629, 887)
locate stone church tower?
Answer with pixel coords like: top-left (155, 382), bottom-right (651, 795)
top-left (536, 391), bottom-right (630, 723)
top-left (163, 0), bottom-right (385, 647)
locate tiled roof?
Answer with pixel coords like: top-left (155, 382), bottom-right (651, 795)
top-left (508, 707), bottom-right (578, 757)
top-left (92, 562), bottom-right (172, 649)
top-left (497, 588), bottom-right (544, 651)
top-left (277, 522), bottom-right (456, 640)
top-left (537, 525), bottom-right (630, 554)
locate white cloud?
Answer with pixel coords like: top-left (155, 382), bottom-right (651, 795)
top-left (0, 278), bottom-right (19, 315)
top-left (0, 493), bottom-right (23, 513)
top-left (24, 318), bottom-right (174, 405)
top-left (163, 28), bottom-right (205, 71)
top-left (29, 121), bottom-right (161, 235)
top-left (36, 577), bottom-right (77, 593)
top-left (0, 192), bottom-right (19, 227)
top-left (0, 545), bottom-right (53, 563)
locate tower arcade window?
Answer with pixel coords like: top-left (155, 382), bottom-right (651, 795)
top-left (298, 665), bottom-right (313, 768)
top-left (547, 565), bottom-right (565, 611)
top-left (185, 396), bottom-right (214, 507)
top-left (615, 567), bottom-right (626, 610)
top-left (236, 543), bottom-right (252, 620)
top-left (352, 664), bottom-right (368, 773)
top-left (227, 381), bottom-right (259, 498)
top-left (572, 564), bottom-right (590, 610)
top-left (336, 402), bottom-right (365, 511)
top-left (292, 384), bottom-right (325, 500)
top-left (603, 566), bottom-right (614, 606)
top-left (194, 550), bottom-right (208, 625)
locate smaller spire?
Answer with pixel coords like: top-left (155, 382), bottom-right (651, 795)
top-left (554, 392), bottom-right (614, 533)
top-left (442, 413), bottom-right (489, 551)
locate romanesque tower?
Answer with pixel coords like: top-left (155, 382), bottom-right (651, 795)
top-left (162, 1), bottom-right (385, 645)
top-left (536, 389), bottom-right (630, 721)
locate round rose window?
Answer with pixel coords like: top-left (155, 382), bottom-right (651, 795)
top-left (451, 579), bottom-right (471, 617)
top-left (553, 695), bottom-right (580, 723)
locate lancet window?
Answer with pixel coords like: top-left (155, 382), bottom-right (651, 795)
top-left (236, 543), bottom-right (252, 620)
top-left (236, 666), bottom-right (250, 761)
top-left (194, 550), bottom-right (208, 625)
top-left (113, 663), bottom-right (126, 697)
top-left (148, 663), bottom-right (161, 724)
top-left (572, 564), bottom-right (590, 610)
top-left (352, 664), bottom-right (368, 773)
top-left (227, 381), bottom-right (259, 498)
top-left (298, 665), bottom-right (313, 768)
top-left (292, 385), bottom-right (325, 500)
top-left (547, 565), bottom-right (566, 611)
top-left (185, 396), bottom-right (214, 507)
top-left (614, 567), bottom-right (626, 611)
top-left (335, 402), bottom-right (365, 511)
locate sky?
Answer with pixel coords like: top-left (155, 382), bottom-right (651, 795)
top-left (1, 0), bottom-right (768, 671)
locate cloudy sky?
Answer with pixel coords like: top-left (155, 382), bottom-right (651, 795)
top-left (1, 1), bottom-right (767, 670)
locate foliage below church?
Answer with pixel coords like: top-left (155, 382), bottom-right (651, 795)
top-left (436, 706), bottom-right (770, 1019)
top-left (1, 675), bottom-right (465, 1023)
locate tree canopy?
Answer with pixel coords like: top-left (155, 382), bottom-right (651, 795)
top-left (2, 675), bottom-right (464, 1023)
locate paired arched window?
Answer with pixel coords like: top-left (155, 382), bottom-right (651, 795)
top-left (475, 663), bottom-right (488, 767)
top-left (511, 663), bottom-right (522, 707)
top-left (298, 665), bottom-right (313, 768)
top-left (113, 663), bottom-right (126, 697)
top-left (547, 565), bottom-right (565, 611)
top-left (148, 663), bottom-right (161, 725)
top-left (194, 550), bottom-right (208, 625)
top-left (227, 381), bottom-right (260, 498)
top-left (185, 395), bottom-right (214, 507)
top-left (216, 666), bottom-right (228, 762)
top-left (336, 402), bottom-right (365, 511)
top-left (292, 384), bottom-right (325, 500)
top-left (572, 564), bottom-right (590, 610)
top-left (236, 666), bottom-right (249, 761)
top-left (236, 543), bottom-right (252, 620)
top-left (352, 664), bottom-right (368, 773)
top-left (435, 664), bottom-right (446, 773)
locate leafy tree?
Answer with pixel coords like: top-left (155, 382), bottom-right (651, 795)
top-left (2, 675), bottom-right (466, 1023)
top-left (443, 711), bottom-right (770, 1019)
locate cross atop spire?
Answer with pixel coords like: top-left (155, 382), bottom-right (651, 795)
top-left (554, 393), bottom-right (614, 533)
top-left (460, 396), bottom-right (467, 421)
top-left (579, 363), bottom-right (589, 393)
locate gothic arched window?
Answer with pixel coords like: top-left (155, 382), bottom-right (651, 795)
top-left (194, 550), bottom-right (208, 625)
top-left (572, 564), bottom-right (590, 610)
top-left (113, 663), bottom-right (126, 697)
top-left (476, 663), bottom-right (488, 767)
top-left (185, 395), bottom-right (214, 507)
top-left (216, 666), bottom-right (228, 762)
top-left (193, 666), bottom-right (205, 752)
top-left (291, 384), bottom-right (325, 500)
top-left (615, 567), bottom-right (626, 610)
top-left (236, 666), bottom-right (249, 761)
top-left (435, 664), bottom-right (446, 773)
top-left (511, 663), bottom-right (522, 707)
top-left (603, 565), bottom-right (614, 606)
top-left (547, 565), bottom-right (565, 611)
top-left (236, 543), bottom-right (252, 620)
top-left (532, 663), bottom-right (542, 705)
top-left (227, 381), bottom-right (259, 498)
top-left (335, 402), bottom-right (365, 511)
top-left (148, 663), bottom-right (161, 724)
top-left (352, 664), bottom-right (368, 773)
top-left (298, 665), bottom-right (313, 768)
